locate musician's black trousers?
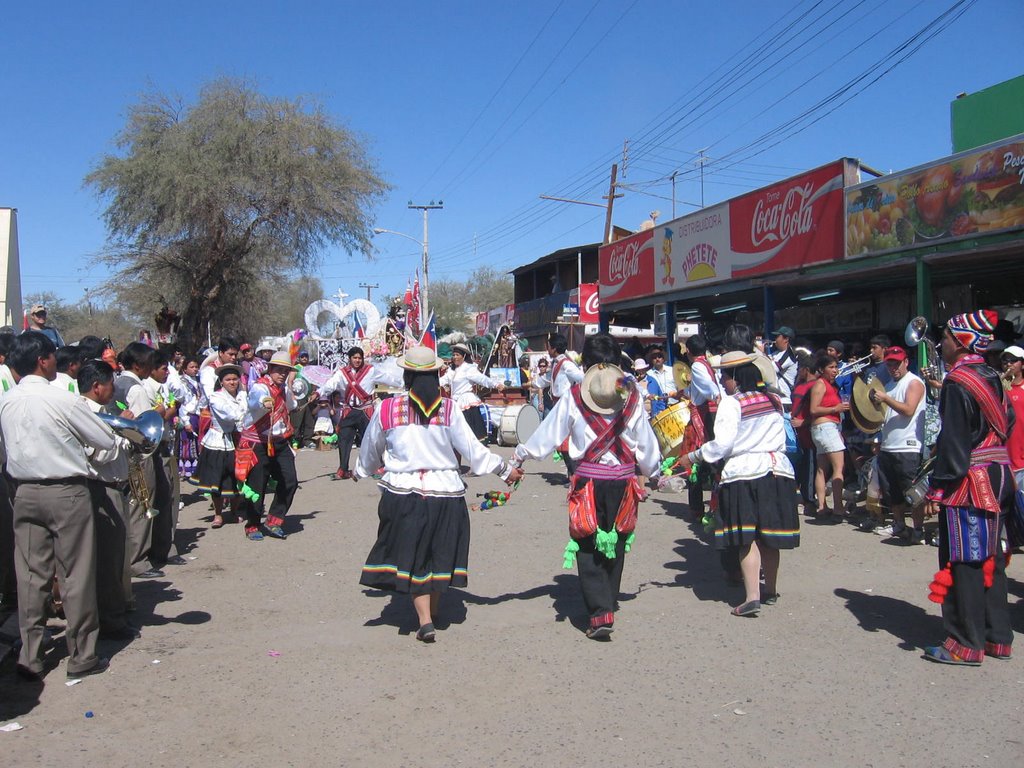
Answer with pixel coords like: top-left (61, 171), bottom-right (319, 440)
top-left (336, 409), bottom-right (370, 472)
top-left (939, 512), bottom-right (1012, 654)
top-left (245, 440), bottom-right (298, 528)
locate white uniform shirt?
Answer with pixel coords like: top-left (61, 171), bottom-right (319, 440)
top-left (245, 381), bottom-right (297, 437)
top-left (0, 364), bottom-right (16, 399)
top-left (355, 397), bottom-right (509, 496)
top-left (83, 397), bottom-right (129, 482)
top-left (317, 364), bottom-right (400, 406)
top-left (684, 358), bottom-right (721, 406)
top-left (52, 371), bottom-right (79, 395)
top-left (203, 389), bottom-right (248, 451)
top-left (693, 394), bottom-right (794, 484)
top-left (548, 354), bottom-right (584, 401)
top-left (513, 386), bottom-right (661, 476)
top-left (440, 363), bottom-right (503, 409)
top-left (118, 371), bottom-right (154, 415)
top-left (0, 375), bottom-right (118, 480)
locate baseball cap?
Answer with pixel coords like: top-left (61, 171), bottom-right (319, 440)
top-left (883, 346), bottom-right (908, 363)
top-left (1002, 345), bottom-right (1024, 360)
top-left (771, 326), bottom-right (795, 339)
top-left (30, 303), bottom-right (46, 315)
top-left (239, 343), bottom-right (253, 352)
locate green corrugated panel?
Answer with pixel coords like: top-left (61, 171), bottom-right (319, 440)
top-left (951, 75), bottom-right (1024, 153)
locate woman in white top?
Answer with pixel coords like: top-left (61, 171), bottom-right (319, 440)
top-left (440, 343), bottom-right (505, 442)
top-left (679, 351), bottom-right (800, 617)
top-left (355, 346), bottom-right (522, 643)
top-left (194, 364), bottom-right (247, 528)
top-left (175, 356), bottom-right (203, 479)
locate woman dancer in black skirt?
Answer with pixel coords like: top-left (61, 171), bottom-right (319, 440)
top-left (354, 346), bottom-right (522, 642)
top-left (679, 351), bottom-right (800, 617)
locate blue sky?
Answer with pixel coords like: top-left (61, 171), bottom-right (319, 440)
top-left (3, 0), bottom-right (1022, 316)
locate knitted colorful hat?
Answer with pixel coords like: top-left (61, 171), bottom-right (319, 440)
top-left (946, 310), bottom-right (998, 353)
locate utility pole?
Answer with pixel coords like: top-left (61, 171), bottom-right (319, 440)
top-left (408, 200), bottom-right (443, 325)
top-left (358, 282), bottom-right (378, 302)
top-left (671, 171), bottom-right (678, 219)
top-left (695, 148), bottom-right (708, 208)
top-left (602, 163), bottom-right (622, 245)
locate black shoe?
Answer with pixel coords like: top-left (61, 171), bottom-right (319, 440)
top-left (67, 658), bottom-right (109, 679)
top-left (416, 623), bottom-right (436, 643)
top-left (585, 624), bottom-right (613, 640)
top-left (164, 555), bottom-right (188, 565)
top-left (15, 664), bottom-right (43, 682)
top-left (134, 568), bottom-right (165, 579)
top-left (99, 625), bottom-right (141, 641)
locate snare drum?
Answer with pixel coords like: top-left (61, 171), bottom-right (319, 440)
top-left (651, 401), bottom-right (691, 458)
top-left (497, 403), bottom-right (541, 447)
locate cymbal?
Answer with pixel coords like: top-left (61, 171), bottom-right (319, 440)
top-left (852, 376), bottom-right (888, 423)
top-left (849, 404), bottom-right (883, 435)
top-left (673, 360), bottom-right (692, 391)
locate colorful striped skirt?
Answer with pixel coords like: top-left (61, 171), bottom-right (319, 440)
top-left (360, 489), bottom-right (470, 593)
top-left (714, 472), bottom-right (800, 550)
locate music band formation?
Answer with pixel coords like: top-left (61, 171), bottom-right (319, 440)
top-left (0, 303), bottom-right (1020, 678)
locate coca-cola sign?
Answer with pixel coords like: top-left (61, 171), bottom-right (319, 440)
top-left (598, 229), bottom-right (655, 302)
top-left (602, 161), bottom-right (848, 303)
top-left (730, 161), bottom-right (846, 277)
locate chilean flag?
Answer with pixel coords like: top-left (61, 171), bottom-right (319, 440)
top-left (353, 312), bottom-right (365, 339)
top-left (419, 311), bottom-right (437, 352)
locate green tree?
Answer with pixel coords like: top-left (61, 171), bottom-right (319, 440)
top-left (85, 78), bottom-right (389, 350)
top-left (464, 265), bottom-right (513, 313)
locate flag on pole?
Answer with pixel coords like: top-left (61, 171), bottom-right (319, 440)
top-left (353, 312), bottom-right (365, 339)
top-left (409, 271), bottom-right (421, 337)
top-left (403, 279), bottom-right (413, 307)
top-left (418, 311), bottom-right (437, 352)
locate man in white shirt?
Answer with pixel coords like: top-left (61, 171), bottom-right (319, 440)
top-left (109, 342), bottom-right (163, 580)
top-left (645, 346), bottom-right (676, 418)
top-left (682, 335), bottom-right (722, 517)
top-left (0, 332), bottom-right (118, 679)
top-left (769, 326), bottom-right (799, 409)
top-left (545, 333), bottom-right (584, 477)
top-left (78, 359), bottom-right (137, 640)
top-left (868, 346), bottom-right (926, 543)
top-left (51, 346), bottom-right (82, 394)
top-left (0, 332), bottom-right (17, 611)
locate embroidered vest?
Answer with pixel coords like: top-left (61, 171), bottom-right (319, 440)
top-left (571, 381), bottom-right (640, 465)
top-left (380, 396), bottom-right (453, 430)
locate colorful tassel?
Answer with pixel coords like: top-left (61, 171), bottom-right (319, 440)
top-left (928, 563), bottom-right (953, 604)
top-left (594, 528), bottom-right (619, 559)
top-left (553, 451), bottom-right (563, 463)
top-left (562, 540), bottom-right (580, 569)
top-left (982, 556), bottom-right (995, 588)
top-left (623, 532), bottom-right (635, 553)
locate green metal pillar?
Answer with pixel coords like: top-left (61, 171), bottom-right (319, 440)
top-left (915, 256), bottom-right (933, 369)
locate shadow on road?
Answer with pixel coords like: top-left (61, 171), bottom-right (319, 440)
top-left (639, 533), bottom-right (737, 607)
top-left (833, 587), bottom-right (943, 651)
top-left (361, 574), bottom-right (599, 635)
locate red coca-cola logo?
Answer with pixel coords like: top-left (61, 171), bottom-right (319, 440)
top-left (750, 183), bottom-right (815, 248)
top-left (607, 242), bottom-right (641, 285)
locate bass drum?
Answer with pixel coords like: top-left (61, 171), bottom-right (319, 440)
top-left (651, 401), bottom-right (691, 458)
top-left (497, 403), bottom-right (541, 447)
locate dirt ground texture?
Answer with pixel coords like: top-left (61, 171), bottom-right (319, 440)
top-left (1, 445), bottom-right (1022, 767)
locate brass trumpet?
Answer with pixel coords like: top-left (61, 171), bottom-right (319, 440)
top-left (98, 411), bottom-right (165, 519)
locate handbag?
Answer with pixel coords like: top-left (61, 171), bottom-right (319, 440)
top-left (567, 479), bottom-right (598, 539)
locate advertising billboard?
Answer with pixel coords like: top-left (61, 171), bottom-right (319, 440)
top-left (599, 161), bottom-right (848, 303)
top-left (846, 134), bottom-right (1024, 259)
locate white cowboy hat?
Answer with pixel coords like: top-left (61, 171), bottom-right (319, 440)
top-left (633, 357), bottom-right (650, 371)
top-left (267, 351), bottom-right (297, 371)
top-left (581, 363), bottom-right (629, 415)
top-left (397, 345), bottom-right (444, 372)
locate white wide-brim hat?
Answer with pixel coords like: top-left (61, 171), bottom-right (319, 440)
top-left (398, 345), bottom-right (444, 372)
top-left (581, 363), bottom-right (629, 415)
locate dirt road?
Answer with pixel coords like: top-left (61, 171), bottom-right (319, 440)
top-left (2, 446), bottom-right (1022, 767)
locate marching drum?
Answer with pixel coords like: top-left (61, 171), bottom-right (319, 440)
top-left (497, 403), bottom-right (541, 447)
top-left (651, 401), bottom-right (691, 458)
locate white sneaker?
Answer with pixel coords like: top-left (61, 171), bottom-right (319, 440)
top-left (873, 523), bottom-right (906, 537)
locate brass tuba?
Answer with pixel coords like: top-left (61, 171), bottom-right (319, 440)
top-left (905, 316), bottom-right (943, 398)
top-left (98, 411), bottom-right (165, 518)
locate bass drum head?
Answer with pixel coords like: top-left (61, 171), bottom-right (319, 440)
top-left (498, 404), bottom-right (540, 446)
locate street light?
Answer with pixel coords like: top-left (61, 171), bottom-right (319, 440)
top-left (373, 227), bottom-right (428, 324)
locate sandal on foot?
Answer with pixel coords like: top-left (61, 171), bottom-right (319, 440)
top-left (211, 515), bottom-right (224, 529)
top-left (923, 646), bottom-right (981, 666)
top-left (585, 624), bottom-right (613, 640)
top-left (731, 600), bottom-right (760, 617)
top-left (416, 623), bottom-right (436, 643)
